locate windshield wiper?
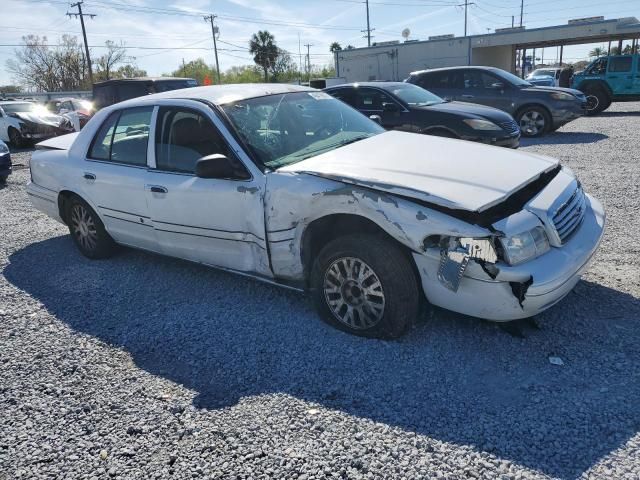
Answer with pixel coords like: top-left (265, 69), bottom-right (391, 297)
top-left (299, 135), bottom-right (371, 160)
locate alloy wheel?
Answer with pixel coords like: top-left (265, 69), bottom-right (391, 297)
top-left (519, 110), bottom-right (546, 136)
top-left (70, 204), bottom-right (98, 251)
top-left (585, 94), bottom-right (599, 112)
top-left (323, 256), bottom-right (386, 330)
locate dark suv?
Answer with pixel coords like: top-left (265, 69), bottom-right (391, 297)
top-left (406, 66), bottom-right (587, 137)
top-left (92, 77), bottom-right (198, 110)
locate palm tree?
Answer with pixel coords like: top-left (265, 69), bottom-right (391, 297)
top-left (329, 42), bottom-right (342, 54)
top-left (249, 30), bottom-right (278, 82)
top-left (589, 47), bottom-right (605, 58)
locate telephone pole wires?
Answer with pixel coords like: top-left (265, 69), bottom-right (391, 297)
top-left (67, 1), bottom-right (96, 85)
top-left (204, 14), bottom-right (221, 84)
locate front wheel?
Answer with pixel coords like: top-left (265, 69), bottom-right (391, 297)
top-left (66, 196), bottom-right (116, 259)
top-left (311, 234), bottom-right (421, 339)
top-left (517, 107), bottom-right (551, 137)
top-left (0, 175), bottom-right (7, 185)
top-left (8, 128), bottom-right (25, 148)
top-left (584, 88), bottom-right (611, 116)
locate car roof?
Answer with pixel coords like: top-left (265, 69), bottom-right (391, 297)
top-left (325, 81), bottom-right (409, 89)
top-left (93, 77), bottom-right (195, 86)
top-left (116, 83), bottom-right (316, 108)
top-left (0, 100), bottom-right (33, 105)
top-left (409, 66), bottom-right (503, 76)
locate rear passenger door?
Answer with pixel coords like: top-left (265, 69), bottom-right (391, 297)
top-left (606, 55), bottom-right (634, 96)
top-left (458, 70), bottom-right (512, 111)
top-left (83, 106), bottom-right (158, 252)
top-left (145, 102), bottom-right (270, 275)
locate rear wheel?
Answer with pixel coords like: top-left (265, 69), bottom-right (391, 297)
top-left (8, 128), bottom-right (25, 148)
top-left (517, 106), bottom-right (551, 137)
top-left (0, 175), bottom-right (7, 184)
top-left (584, 87), bottom-right (611, 115)
top-left (311, 234), bottom-right (421, 339)
top-left (65, 196), bottom-right (116, 259)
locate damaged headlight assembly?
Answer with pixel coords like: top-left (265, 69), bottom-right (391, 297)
top-left (433, 226), bottom-right (550, 292)
top-left (500, 226), bottom-right (550, 266)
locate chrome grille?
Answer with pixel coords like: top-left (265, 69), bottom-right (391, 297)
top-left (552, 186), bottom-right (586, 243)
top-left (499, 120), bottom-right (520, 135)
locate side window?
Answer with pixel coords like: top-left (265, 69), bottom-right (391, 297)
top-left (588, 58), bottom-right (608, 75)
top-left (155, 107), bottom-right (231, 174)
top-left (356, 88), bottom-right (394, 110)
top-left (329, 88), bottom-right (356, 107)
top-left (463, 70), bottom-right (493, 89)
top-left (88, 107), bottom-right (153, 166)
top-left (420, 72), bottom-right (448, 89)
top-left (608, 56), bottom-right (632, 73)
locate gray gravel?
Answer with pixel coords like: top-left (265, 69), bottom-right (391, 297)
top-left (1, 103), bottom-right (639, 480)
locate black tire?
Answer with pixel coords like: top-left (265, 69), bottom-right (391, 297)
top-left (65, 196), bottom-right (116, 259)
top-left (310, 233), bottom-right (421, 339)
top-left (516, 106), bottom-right (551, 137)
top-left (0, 175), bottom-right (7, 184)
top-left (8, 127), bottom-right (25, 148)
top-left (584, 87), bottom-right (611, 116)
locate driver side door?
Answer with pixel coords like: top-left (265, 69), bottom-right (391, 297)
top-left (145, 102), bottom-right (271, 276)
top-left (355, 87), bottom-right (406, 131)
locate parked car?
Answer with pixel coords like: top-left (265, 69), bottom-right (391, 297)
top-left (406, 66), bottom-right (587, 137)
top-left (572, 54), bottom-right (640, 115)
top-left (0, 101), bottom-right (75, 147)
top-left (526, 68), bottom-right (561, 87)
top-left (325, 82), bottom-right (520, 148)
top-left (47, 97), bottom-right (94, 130)
top-left (92, 77), bottom-right (198, 110)
top-left (27, 84), bottom-right (605, 339)
top-left (0, 139), bottom-right (11, 184)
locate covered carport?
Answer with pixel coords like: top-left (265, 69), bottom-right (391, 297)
top-left (470, 16), bottom-right (640, 75)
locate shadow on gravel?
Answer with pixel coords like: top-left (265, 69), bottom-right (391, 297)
top-left (5, 237), bottom-right (640, 479)
top-left (521, 132), bottom-right (608, 147)
top-left (596, 111), bottom-right (640, 118)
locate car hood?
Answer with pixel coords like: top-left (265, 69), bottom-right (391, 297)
top-left (279, 130), bottom-right (559, 212)
top-left (12, 111), bottom-right (68, 127)
top-left (522, 85), bottom-right (584, 96)
top-left (419, 101), bottom-right (514, 122)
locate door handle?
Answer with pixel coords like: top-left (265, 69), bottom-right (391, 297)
top-left (148, 185), bottom-right (168, 194)
top-left (83, 172), bottom-right (96, 180)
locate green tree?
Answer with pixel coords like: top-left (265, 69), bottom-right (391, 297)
top-left (167, 58), bottom-right (215, 85)
top-left (114, 64), bottom-right (146, 78)
top-left (329, 42), bottom-right (342, 53)
top-left (589, 47), bottom-right (605, 58)
top-left (270, 49), bottom-right (296, 82)
top-left (249, 30), bottom-right (278, 82)
top-left (95, 40), bottom-right (128, 81)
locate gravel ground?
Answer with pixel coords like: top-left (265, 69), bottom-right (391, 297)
top-left (1, 103), bottom-right (639, 480)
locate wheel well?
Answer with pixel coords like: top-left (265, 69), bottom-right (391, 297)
top-left (577, 80), bottom-right (612, 96)
top-left (57, 190), bottom-right (79, 224)
top-left (300, 213), bottom-right (417, 287)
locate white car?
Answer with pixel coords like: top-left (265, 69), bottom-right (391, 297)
top-left (0, 101), bottom-right (74, 147)
top-left (27, 84), bottom-right (605, 338)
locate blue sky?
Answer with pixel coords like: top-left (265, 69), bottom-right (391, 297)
top-left (1, 0), bottom-right (639, 86)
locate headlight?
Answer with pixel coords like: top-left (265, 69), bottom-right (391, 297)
top-left (463, 118), bottom-right (502, 131)
top-left (0, 142), bottom-right (9, 154)
top-left (500, 226), bottom-right (550, 265)
top-left (550, 92), bottom-right (575, 101)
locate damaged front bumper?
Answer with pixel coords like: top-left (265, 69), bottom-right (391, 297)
top-left (414, 194), bottom-right (605, 321)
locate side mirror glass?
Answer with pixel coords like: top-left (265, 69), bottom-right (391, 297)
top-left (195, 154), bottom-right (251, 180)
top-left (369, 114), bottom-right (382, 125)
top-left (382, 102), bottom-right (400, 112)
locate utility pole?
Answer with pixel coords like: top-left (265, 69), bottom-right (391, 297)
top-left (304, 43), bottom-right (313, 84)
top-left (520, 0), bottom-right (524, 27)
top-left (298, 33), bottom-right (303, 85)
top-left (365, 0), bottom-right (371, 47)
top-left (204, 14), bottom-right (221, 84)
top-left (512, 16), bottom-right (515, 28)
top-left (67, 1), bottom-right (95, 85)
top-left (464, 0), bottom-right (468, 37)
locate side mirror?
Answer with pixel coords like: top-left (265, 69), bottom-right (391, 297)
top-left (382, 102), bottom-right (400, 112)
top-left (369, 114), bottom-right (382, 125)
top-left (195, 154), bottom-right (251, 180)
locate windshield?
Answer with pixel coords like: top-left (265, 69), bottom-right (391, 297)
top-left (388, 83), bottom-right (443, 106)
top-left (1, 102), bottom-right (36, 114)
top-left (493, 69), bottom-right (533, 87)
top-left (529, 69), bottom-right (556, 78)
top-left (221, 91), bottom-right (384, 169)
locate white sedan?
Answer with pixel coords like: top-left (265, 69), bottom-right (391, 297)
top-left (27, 84), bottom-right (605, 338)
